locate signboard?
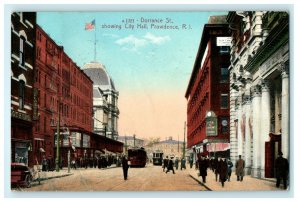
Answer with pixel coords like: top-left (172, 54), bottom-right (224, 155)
top-left (216, 37), bottom-right (232, 46)
top-left (206, 111), bottom-right (218, 136)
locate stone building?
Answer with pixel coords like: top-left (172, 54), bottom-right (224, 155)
top-left (185, 16), bottom-right (231, 159)
top-left (11, 12), bottom-right (36, 166)
top-left (226, 11), bottom-right (289, 178)
top-left (118, 135), bottom-right (144, 153)
top-left (83, 62), bottom-right (119, 140)
top-left (143, 137), bottom-right (184, 160)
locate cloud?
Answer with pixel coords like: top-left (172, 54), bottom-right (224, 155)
top-left (115, 33), bottom-right (170, 52)
top-left (143, 32), bottom-right (170, 45)
top-left (115, 35), bottom-right (147, 52)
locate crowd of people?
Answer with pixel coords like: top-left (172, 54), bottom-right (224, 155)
top-left (161, 153), bottom-right (289, 189)
top-left (41, 154), bottom-right (122, 172)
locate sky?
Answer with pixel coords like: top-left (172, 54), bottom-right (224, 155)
top-left (37, 11), bottom-right (227, 141)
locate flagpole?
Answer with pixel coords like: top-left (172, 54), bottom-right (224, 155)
top-left (94, 20), bottom-right (96, 62)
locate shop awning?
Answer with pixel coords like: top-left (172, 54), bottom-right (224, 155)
top-left (207, 143), bottom-right (230, 152)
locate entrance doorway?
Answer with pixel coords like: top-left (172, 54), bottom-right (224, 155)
top-left (265, 133), bottom-right (281, 178)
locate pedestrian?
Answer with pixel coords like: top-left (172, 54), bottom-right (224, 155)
top-left (180, 157), bottom-right (186, 170)
top-left (166, 156), bottom-right (175, 174)
top-left (71, 158), bottom-right (76, 169)
top-left (42, 156), bottom-right (48, 171)
top-left (219, 158), bottom-right (228, 187)
top-left (175, 157), bottom-right (179, 170)
top-left (227, 158), bottom-right (233, 181)
top-left (214, 157), bottom-right (220, 182)
top-left (198, 155), bottom-right (208, 183)
top-left (275, 151), bottom-right (289, 189)
top-left (122, 155), bottom-right (129, 180)
top-left (210, 157), bottom-right (215, 172)
top-left (236, 155), bottom-right (245, 181)
top-left (163, 156), bottom-right (168, 172)
top-left (189, 157), bottom-right (193, 169)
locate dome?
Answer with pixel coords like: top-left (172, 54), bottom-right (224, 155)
top-left (83, 61), bottom-right (116, 91)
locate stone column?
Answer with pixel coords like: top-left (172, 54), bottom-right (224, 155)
top-left (251, 85), bottom-right (262, 178)
top-left (230, 87), bottom-right (239, 168)
top-left (237, 94), bottom-right (243, 157)
top-left (260, 79), bottom-right (272, 178)
top-left (244, 93), bottom-right (252, 175)
top-left (280, 62), bottom-right (289, 160)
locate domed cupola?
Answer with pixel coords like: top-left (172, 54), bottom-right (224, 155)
top-left (83, 61), bottom-right (116, 91)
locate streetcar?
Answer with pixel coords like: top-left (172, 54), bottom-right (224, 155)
top-left (127, 147), bottom-right (147, 167)
top-left (152, 150), bottom-right (164, 166)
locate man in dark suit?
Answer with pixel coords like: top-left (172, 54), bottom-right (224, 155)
top-left (122, 155), bottom-right (129, 180)
top-left (275, 151), bottom-right (289, 189)
top-left (163, 156), bottom-right (168, 172)
top-left (166, 156), bottom-right (175, 174)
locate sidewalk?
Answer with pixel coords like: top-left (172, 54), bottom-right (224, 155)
top-left (188, 168), bottom-right (284, 191)
top-left (34, 165), bottom-right (118, 182)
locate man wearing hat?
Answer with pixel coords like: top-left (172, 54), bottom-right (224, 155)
top-left (236, 155), bottom-right (245, 181)
top-left (275, 151), bottom-right (289, 189)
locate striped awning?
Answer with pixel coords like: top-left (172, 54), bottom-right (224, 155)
top-left (207, 143), bottom-right (230, 152)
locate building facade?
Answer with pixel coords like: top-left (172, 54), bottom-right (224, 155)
top-left (83, 62), bottom-right (119, 140)
top-left (118, 135), bottom-right (145, 153)
top-left (185, 16), bottom-right (231, 159)
top-left (11, 12), bottom-right (36, 166)
top-left (226, 12), bottom-right (289, 178)
top-left (143, 137), bottom-right (184, 160)
top-left (34, 25), bottom-right (93, 165)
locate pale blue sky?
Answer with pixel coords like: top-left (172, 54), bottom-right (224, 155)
top-left (37, 12), bottom-right (227, 140)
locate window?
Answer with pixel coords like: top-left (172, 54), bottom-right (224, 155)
top-left (221, 65), bottom-right (229, 82)
top-left (18, 80), bottom-right (25, 109)
top-left (19, 36), bottom-right (25, 67)
top-left (220, 117), bottom-right (229, 134)
top-left (220, 94), bottom-right (229, 109)
top-left (82, 134), bottom-right (90, 148)
top-left (219, 46), bottom-right (230, 54)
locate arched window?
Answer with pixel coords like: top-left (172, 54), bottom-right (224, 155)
top-left (19, 80), bottom-right (25, 109)
top-left (19, 36), bottom-right (25, 67)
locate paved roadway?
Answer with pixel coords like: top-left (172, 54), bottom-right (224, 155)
top-left (25, 164), bottom-right (207, 191)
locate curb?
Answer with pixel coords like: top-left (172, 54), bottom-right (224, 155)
top-left (34, 173), bottom-right (73, 182)
top-left (189, 174), bottom-right (212, 191)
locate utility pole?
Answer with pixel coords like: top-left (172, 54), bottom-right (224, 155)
top-left (55, 101), bottom-right (60, 172)
top-left (183, 121), bottom-right (186, 159)
top-left (125, 135), bottom-right (128, 155)
top-left (133, 134), bottom-right (136, 147)
top-left (178, 134), bottom-right (179, 152)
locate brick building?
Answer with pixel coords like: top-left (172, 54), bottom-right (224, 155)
top-left (185, 16), bottom-right (231, 159)
top-left (33, 25), bottom-right (93, 165)
top-left (11, 12), bottom-right (36, 166)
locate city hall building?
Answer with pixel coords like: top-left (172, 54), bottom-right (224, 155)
top-left (83, 62), bottom-right (120, 141)
top-left (226, 11), bottom-right (289, 178)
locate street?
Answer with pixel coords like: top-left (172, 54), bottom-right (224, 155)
top-left (23, 164), bottom-right (207, 191)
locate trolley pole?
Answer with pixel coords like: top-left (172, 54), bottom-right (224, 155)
top-left (133, 134), bottom-right (136, 147)
top-left (183, 121), bottom-right (186, 159)
top-left (55, 101), bottom-right (60, 172)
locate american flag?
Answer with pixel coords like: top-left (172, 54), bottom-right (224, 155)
top-left (85, 19), bottom-right (95, 30)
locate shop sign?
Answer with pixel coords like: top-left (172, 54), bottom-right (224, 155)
top-left (216, 37), bottom-right (232, 46)
top-left (11, 110), bottom-right (31, 121)
top-left (206, 111), bottom-right (218, 136)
